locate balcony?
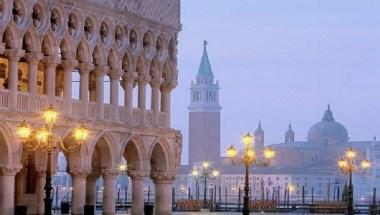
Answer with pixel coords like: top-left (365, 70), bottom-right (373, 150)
top-left (0, 89), bottom-right (168, 128)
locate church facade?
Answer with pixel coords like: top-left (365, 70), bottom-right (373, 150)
top-left (0, 0), bottom-right (182, 215)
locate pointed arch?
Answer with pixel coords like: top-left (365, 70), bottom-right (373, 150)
top-left (92, 45), bottom-right (106, 66)
top-left (0, 121), bottom-right (17, 165)
top-left (149, 137), bottom-right (172, 172)
top-left (22, 28), bottom-right (41, 54)
top-left (76, 40), bottom-right (91, 64)
top-left (107, 48), bottom-right (120, 70)
top-left (2, 25), bottom-right (21, 49)
top-left (59, 36), bottom-right (75, 60)
top-left (41, 33), bottom-right (58, 56)
top-left (88, 131), bottom-right (119, 170)
top-left (120, 134), bottom-right (145, 171)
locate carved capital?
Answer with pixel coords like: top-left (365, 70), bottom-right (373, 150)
top-left (5, 49), bottom-right (24, 61)
top-left (161, 80), bottom-right (177, 92)
top-left (123, 72), bottom-right (138, 82)
top-left (109, 69), bottom-right (123, 81)
top-left (70, 169), bottom-right (90, 178)
top-left (128, 169), bottom-right (148, 180)
top-left (151, 170), bottom-right (176, 183)
top-left (61, 60), bottom-right (78, 71)
top-left (137, 74), bottom-right (150, 85)
top-left (43, 56), bottom-right (61, 66)
top-left (0, 165), bottom-right (22, 176)
top-left (94, 65), bottom-right (108, 76)
top-left (101, 169), bottom-right (120, 179)
top-left (150, 78), bottom-right (162, 88)
top-left (25, 52), bottom-right (43, 64)
top-left (78, 63), bottom-right (94, 74)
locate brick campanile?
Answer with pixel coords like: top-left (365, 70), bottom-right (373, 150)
top-left (188, 41), bottom-right (222, 166)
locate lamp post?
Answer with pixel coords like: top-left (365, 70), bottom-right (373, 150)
top-left (226, 132), bottom-right (275, 215)
top-left (338, 147), bottom-right (370, 215)
top-left (16, 105), bottom-right (89, 215)
top-left (190, 161), bottom-right (219, 208)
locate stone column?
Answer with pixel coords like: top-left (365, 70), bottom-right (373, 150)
top-left (102, 170), bottom-right (119, 215)
top-left (110, 70), bottom-right (121, 121)
top-left (86, 173), bottom-right (99, 208)
top-left (138, 75), bottom-right (149, 125)
top-left (129, 171), bottom-right (146, 215)
top-left (94, 66), bottom-right (106, 120)
top-left (5, 49), bottom-right (23, 110)
top-left (79, 63), bottom-right (93, 118)
top-left (123, 72), bottom-right (137, 123)
top-left (160, 86), bottom-right (173, 127)
top-left (71, 172), bottom-right (88, 215)
top-left (62, 60), bottom-right (77, 115)
top-left (152, 173), bottom-right (176, 215)
top-left (25, 53), bottom-right (42, 112)
top-left (0, 167), bottom-right (19, 215)
top-left (151, 79), bottom-right (161, 126)
top-left (43, 57), bottom-right (59, 105)
top-left (35, 170), bottom-right (46, 215)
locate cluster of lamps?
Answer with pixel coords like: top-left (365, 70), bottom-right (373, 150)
top-left (226, 132), bottom-right (275, 215)
top-left (338, 147), bottom-right (371, 215)
top-left (16, 105), bottom-right (89, 215)
top-left (190, 160), bottom-right (219, 208)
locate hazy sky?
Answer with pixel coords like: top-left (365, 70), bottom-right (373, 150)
top-left (172, 0), bottom-right (380, 165)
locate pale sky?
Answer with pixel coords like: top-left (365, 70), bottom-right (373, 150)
top-left (172, 0), bottom-right (380, 165)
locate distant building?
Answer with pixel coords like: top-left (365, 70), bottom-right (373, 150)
top-left (176, 42), bottom-right (378, 202)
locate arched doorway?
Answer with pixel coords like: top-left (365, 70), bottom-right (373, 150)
top-left (150, 141), bottom-right (174, 215)
top-left (88, 135), bottom-right (117, 215)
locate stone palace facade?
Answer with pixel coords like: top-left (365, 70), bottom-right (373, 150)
top-left (0, 0), bottom-right (182, 214)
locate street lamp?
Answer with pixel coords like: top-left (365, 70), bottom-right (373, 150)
top-left (226, 132), bottom-right (275, 215)
top-left (338, 147), bottom-right (370, 215)
top-left (16, 105), bottom-right (89, 215)
top-left (190, 161), bottom-right (219, 208)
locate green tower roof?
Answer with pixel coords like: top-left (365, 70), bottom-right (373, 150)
top-left (197, 40), bottom-right (214, 78)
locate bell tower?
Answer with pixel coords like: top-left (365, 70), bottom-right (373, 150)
top-left (188, 41), bottom-right (221, 165)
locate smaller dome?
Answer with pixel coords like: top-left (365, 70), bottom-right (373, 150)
top-left (307, 105), bottom-right (348, 145)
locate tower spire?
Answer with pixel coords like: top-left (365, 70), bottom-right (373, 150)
top-left (197, 40), bottom-right (214, 79)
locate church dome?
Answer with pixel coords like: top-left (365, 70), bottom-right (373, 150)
top-left (307, 105), bottom-right (348, 145)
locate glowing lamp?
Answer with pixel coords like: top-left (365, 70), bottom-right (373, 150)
top-left (246, 148), bottom-right (255, 158)
top-left (242, 132), bottom-right (254, 146)
top-left (36, 126), bottom-right (49, 144)
top-left (17, 121), bottom-right (32, 142)
top-left (338, 159), bottom-right (347, 168)
top-left (227, 145), bottom-right (238, 158)
top-left (119, 163), bottom-right (127, 172)
top-left (288, 185), bottom-right (295, 193)
top-left (43, 105), bottom-right (58, 125)
top-left (264, 147), bottom-right (275, 159)
top-left (346, 148), bottom-right (356, 159)
top-left (202, 161), bottom-right (210, 169)
top-left (74, 122), bottom-right (89, 144)
top-left (191, 169), bottom-right (199, 177)
top-left (361, 159), bottom-right (371, 169)
top-left (212, 170), bottom-right (220, 177)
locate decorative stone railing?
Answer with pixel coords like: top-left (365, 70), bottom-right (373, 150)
top-left (0, 89), bottom-right (168, 128)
